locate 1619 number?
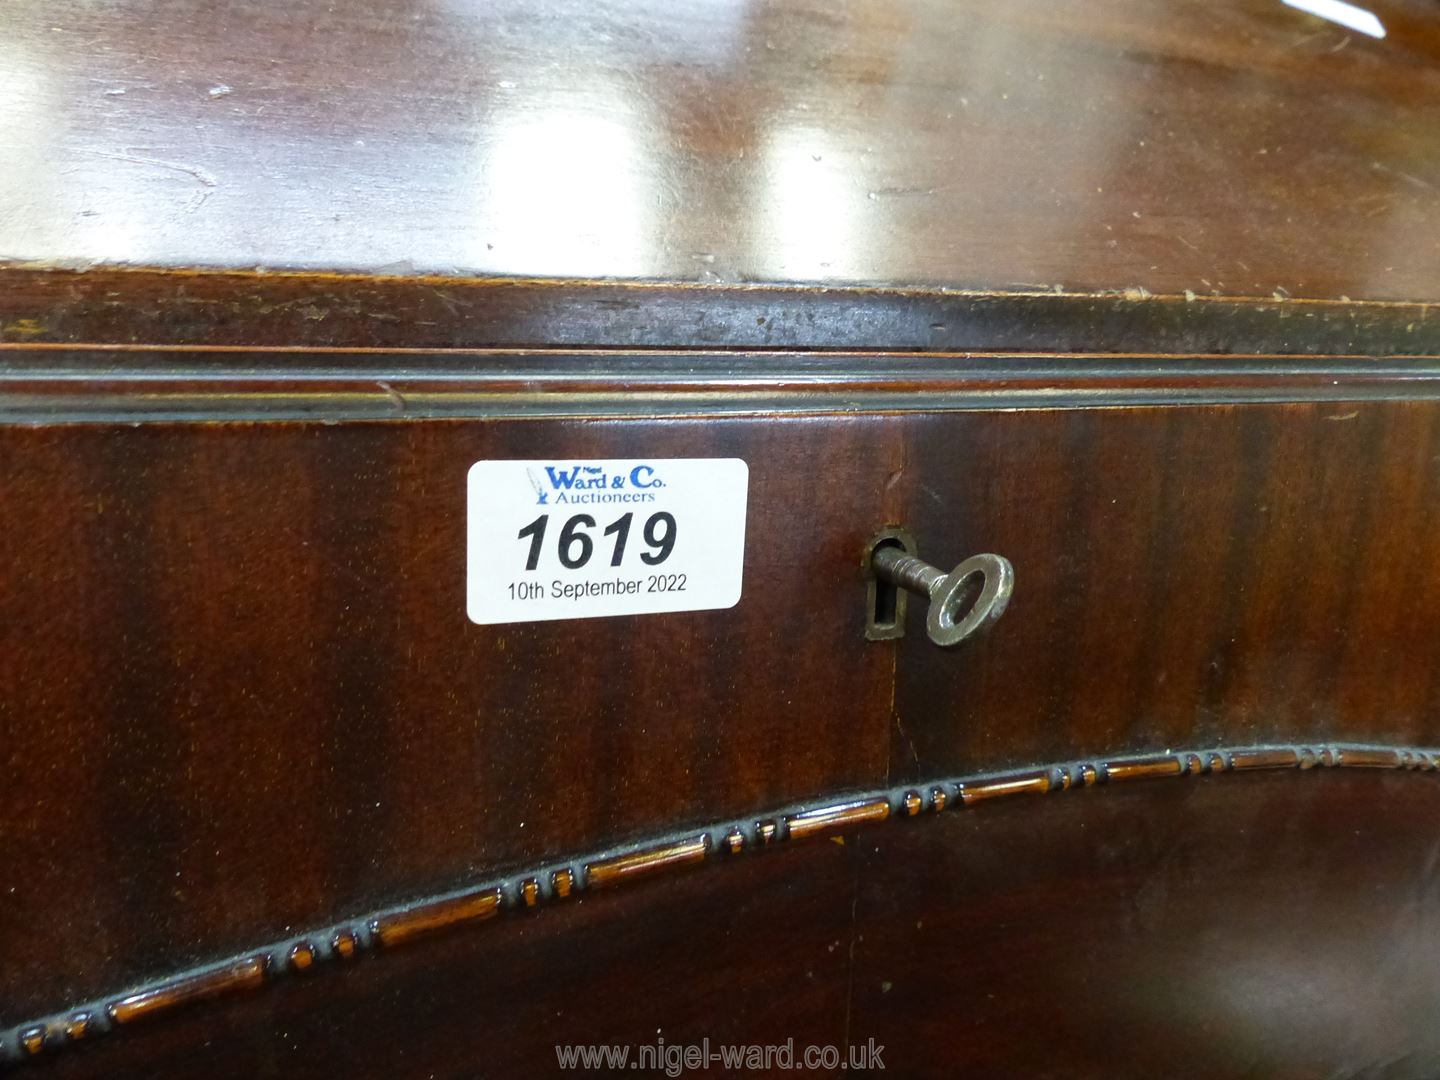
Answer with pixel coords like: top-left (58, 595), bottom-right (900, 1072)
top-left (516, 512), bottom-right (676, 570)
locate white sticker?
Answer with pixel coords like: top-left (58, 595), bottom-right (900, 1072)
top-left (467, 458), bottom-right (749, 625)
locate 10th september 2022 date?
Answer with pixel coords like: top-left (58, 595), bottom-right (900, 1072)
top-left (507, 572), bottom-right (688, 603)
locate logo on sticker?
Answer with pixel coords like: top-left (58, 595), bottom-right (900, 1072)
top-left (524, 464), bottom-right (667, 506)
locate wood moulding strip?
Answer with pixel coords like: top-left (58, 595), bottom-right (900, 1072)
top-left (9, 350), bottom-right (1440, 423)
top-left (2, 741), bottom-right (1435, 1068)
top-left (3, 265), bottom-right (1440, 356)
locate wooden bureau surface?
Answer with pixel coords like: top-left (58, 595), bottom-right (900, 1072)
top-left (4, 0), bottom-right (1440, 301)
top-left (5, 0), bottom-right (1440, 1076)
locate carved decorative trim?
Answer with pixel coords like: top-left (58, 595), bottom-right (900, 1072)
top-left (3, 742), bottom-right (1434, 1067)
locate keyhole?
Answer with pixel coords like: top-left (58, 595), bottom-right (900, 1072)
top-left (863, 528), bottom-right (916, 640)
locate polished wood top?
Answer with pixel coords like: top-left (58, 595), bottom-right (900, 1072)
top-left (3, 0), bottom-right (1440, 303)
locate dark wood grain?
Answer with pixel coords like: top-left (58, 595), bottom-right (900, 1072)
top-left (8, 0), bottom-right (1440, 1070)
top-left (0, 415), bottom-right (899, 1019)
top-left (891, 398), bottom-right (1440, 784)
top-left (5, 395), bottom-right (1440, 1037)
top-left (21, 767), bottom-right (1440, 1077)
top-left (4, 1), bottom-right (1440, 304)
top-left (851, 768), bottom-right (1440, 1078)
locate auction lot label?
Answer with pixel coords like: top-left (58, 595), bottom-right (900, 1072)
top-left (467, 459), bottom-right (749, 625)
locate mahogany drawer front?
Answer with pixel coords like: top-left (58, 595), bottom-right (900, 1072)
top-left (4, 394), bottom-right (1439, 1031)
top-left (0, 414), bottom-right (899, 1021)
top-left (8, 0), bottom-right (1440, 1066)
top-left (889, 401), bottom-right (1440, 780)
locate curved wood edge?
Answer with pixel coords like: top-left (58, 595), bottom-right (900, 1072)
top-left (2, 266), bottom-right (1439, 355)
top-left (1, 741), bottom-right (1432, 1067)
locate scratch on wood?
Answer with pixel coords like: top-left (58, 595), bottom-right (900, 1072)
top-left (84, 150), bottom-right (219, 212)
